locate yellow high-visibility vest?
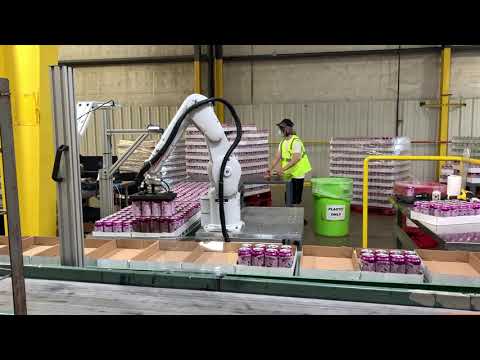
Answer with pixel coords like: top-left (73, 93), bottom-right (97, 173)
top-left (280, 135), bottom-right (312, 179)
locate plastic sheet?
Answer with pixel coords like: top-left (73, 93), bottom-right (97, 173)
top-left (329, 136), bottom-right (411, 209)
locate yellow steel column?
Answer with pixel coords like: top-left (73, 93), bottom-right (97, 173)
top-left (194, 45), bottom-right (201, 93)
top-left (214, 45), bottom-right (224, 122)
top-left (0, 45), bottom-right (58, 237)
top-left (438, 47), bottom-right (451, 176)
top-left (0, 47), bottom-right (8, 233)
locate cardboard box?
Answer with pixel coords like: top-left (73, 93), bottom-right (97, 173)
top-left (182, 242), bottom-right (298, 276)
top-left (88, 239), bottom-right (156, 269)
top-left (298, 246), bottom-right (361, 281)
top-left (355, 248), bottom-right (425, 284)
top-left (24, 237), bottom-right (61, 266)
top-left (417, 249), bottom-right (480, 286)
top-left (181, 242), bottom-right (237, 274)
top-left (84, 238), bottom-right (114, 267)
top-left (129, 240), bottom-right (199, 271)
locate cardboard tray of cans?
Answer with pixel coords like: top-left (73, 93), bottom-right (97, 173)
top-left (298, 246), bottom-right (361, 281)
top-left (181, 242), bottom-right (298, 277)
top-left (355, 248), bottom-right (425, 284)
top-left (417, 249), bottom-right (480, 287)
top-left (410, 210), bottom-right (480, 227)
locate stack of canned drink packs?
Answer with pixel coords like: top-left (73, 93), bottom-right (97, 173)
top-left (358, 248), bottom-right (423, 274)
top-left (329, 137), bottom-right (411, 209)
top-left (185, 124), bottom-right (271, 197)
top-left (94, 181), bottom-right (209, 235)
top-left (237, 243), bottom-right (295, 268)
top-left (440, 136), bottom-right (480, 184)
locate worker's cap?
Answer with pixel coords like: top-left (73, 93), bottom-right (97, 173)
top-left (276, 118), bottom-right (294, 128)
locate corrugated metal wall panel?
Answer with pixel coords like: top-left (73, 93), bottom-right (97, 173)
top-left (401, 100), bottom-right (438, 181)
top-left (80, 98), bottom-right (480, 182)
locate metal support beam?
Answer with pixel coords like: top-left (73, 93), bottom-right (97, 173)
top-left (438, 47), bottom-right (451, 177)
top-left (214, 45), bottom-right (224, 122)
top-left (50, 66), bottom-right (84, 267)
top-left (194, 45), bottom-right (202, 93)
top-left (58, 55), bottom-right (196, 67)
top-left (99, 109), bottom-right (115, 218)
top-left (207, 45), bottom-right (215, 98)
top-left (0, 78), bottom-right (27, 315)
top-left (108, 132), bottom-right (150, 177)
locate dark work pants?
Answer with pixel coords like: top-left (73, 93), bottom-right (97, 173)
top-left (285, 178), bottom-right (304, 207)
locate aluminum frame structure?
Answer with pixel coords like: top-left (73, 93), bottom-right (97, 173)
top-left (0, 78), bottom-right (27, 314)
top-left (50, 66), bottom-right (85, 267)
top-left (99, 124), bottom-right (162, 218)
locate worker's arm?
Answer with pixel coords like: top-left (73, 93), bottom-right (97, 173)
top-left (269, 148), bottom-right (282, 173)
top-left (282, 153), bottom-right (301, 171)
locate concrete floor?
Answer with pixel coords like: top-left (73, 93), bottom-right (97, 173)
top-left (270, 185), bottom-right (396, 249)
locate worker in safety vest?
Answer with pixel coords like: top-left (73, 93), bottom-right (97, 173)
top-left (267, 119), bottom-right (312, 212)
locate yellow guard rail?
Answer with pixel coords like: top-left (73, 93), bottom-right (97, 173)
top-left (362, 155), bottom-right (480, 248)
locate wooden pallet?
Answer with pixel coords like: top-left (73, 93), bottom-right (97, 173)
top-left (350, 204), bottom-right (396, 216)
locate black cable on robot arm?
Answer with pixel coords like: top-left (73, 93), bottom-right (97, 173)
top-left (135, 97), bottom-right (242, 243)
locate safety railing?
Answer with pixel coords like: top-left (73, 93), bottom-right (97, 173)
top-left (362, 155), bottom-right (480, 248)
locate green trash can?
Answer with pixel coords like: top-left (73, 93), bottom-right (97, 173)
top-left (311, 177), bottom-right (353, 237)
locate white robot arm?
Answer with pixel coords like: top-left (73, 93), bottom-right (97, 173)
top-left (139, 94), bottom-right (244, 234)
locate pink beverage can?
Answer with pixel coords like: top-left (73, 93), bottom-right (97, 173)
top-left (112, 220), bottom-right (123, 232)
top-left (162, 201), bottom-right (175, 217)
top-left (360, 248), bottom-right (374, 255)
top-left (237, 247), bottom-right (252, 265)
top-left (255, 243), bottom-right (267, 249)
top-left (360, 253), bottom-right (375, 272)
top-left (159, 217), bottom-right (168, 233)
top-left (390, 254), bottom-right (406, 273)
top-left (141, 217), bottom-right (151, 233)
top-left (168, 218), bottom-right (176, 233)
top-left (132, 201), bottom-right (142, 217)
top-left (123, 220), bottom-right (133, 232)
top-left (405, 255), bottom-right (422, 274)
top-left (241, 243), bottom-right (253, 248)
top-left (94, 220), bottom-right (104, 232)
top-left (389, 250), bottom-right (403, 256)
top-left (267, 244), bottom-right (279, 250)
top-left (402, 250), bottom-right (417, 256)
top-left (150, 217), bottom-right (160, 233)
top-left (131, 219), bottom-right (140, 232)
top-left (473, 202), bottom-right (480, 215)
top-left (151, 201), bottom-right (162, 217)
top-left (265, 248), bottom-right (279, 267)
top-left (280, 245), bottom-right (293, 251)
top-left (251, 247), bottom-right (265, 266)
top-left (278, 248), bottom-right (294, 268)
top-left (142, 201), bottom-right (152, 217)
top-left (103, 220), bottom-right (113, 232)
top-left (375, 253), bottom-right (390, 273)
top-left (374, 249), bottom-right (388, 255)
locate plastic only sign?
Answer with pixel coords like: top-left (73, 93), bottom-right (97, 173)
top-left (326, 205), bottom-right (345, 221)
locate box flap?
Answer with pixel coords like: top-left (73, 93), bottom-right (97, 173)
top-left (87, 240), bottom-right (116, 259)
top-left (417, 249), bottom-right (469, 262)
top-left (34, 244), bottom-right (59, 257)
